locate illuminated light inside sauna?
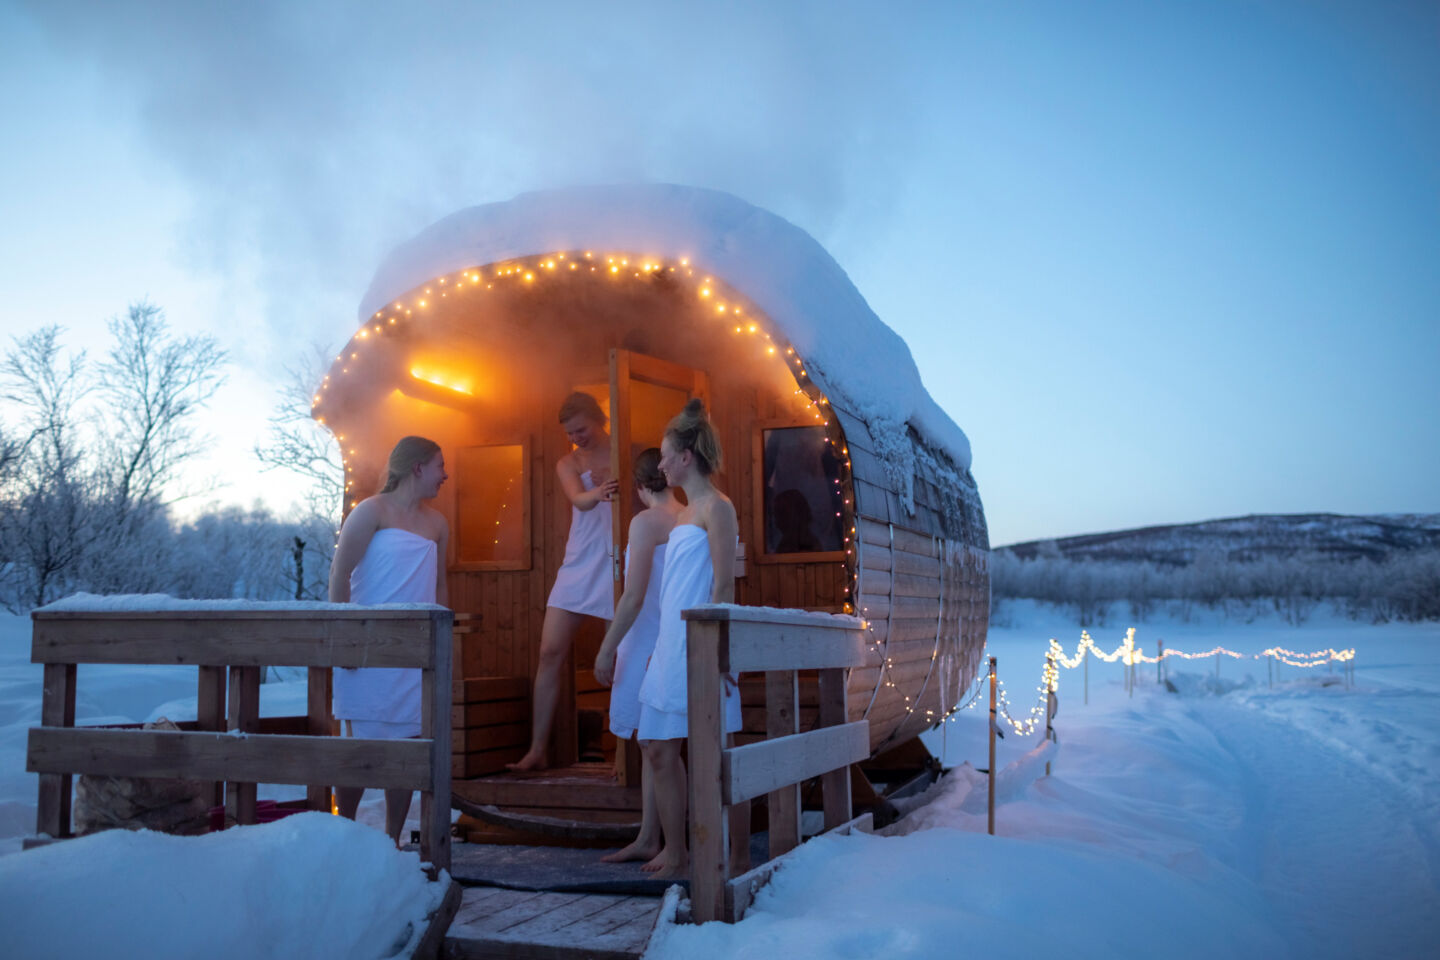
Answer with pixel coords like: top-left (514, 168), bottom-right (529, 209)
top-left (312, 251), bottom-right (862, 614)
top-left (409, 366), bottom-right (474, 396)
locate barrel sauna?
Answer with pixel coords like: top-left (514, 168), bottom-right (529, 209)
top-left (313, 184), bottom-right (988, 822)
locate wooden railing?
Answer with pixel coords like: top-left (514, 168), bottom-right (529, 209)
top-left (25, 603), bottom-right (453, 872)
top-left (683, 605), bottom-right (872, 923)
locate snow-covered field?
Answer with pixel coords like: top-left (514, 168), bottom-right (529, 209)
top-left (1, 603), bottom-right (1436, 958)
top-left (650, 602), bottom-right (1439, 960)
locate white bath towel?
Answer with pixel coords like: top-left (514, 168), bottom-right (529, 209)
top-left (546, 470), bottom-right (615, 619)
top-left (332, 527), bottom-right (438, 736)
top-left (609, 540), bottom-right (667, 738)
top-left (638, 524), bottom-right (741, 739)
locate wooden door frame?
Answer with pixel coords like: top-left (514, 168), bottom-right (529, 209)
top-left (607, 348), bottom-right (709, 785)
top-left (608, 348), bottom-right (711, 595)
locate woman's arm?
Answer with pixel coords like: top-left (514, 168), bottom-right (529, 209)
top-left (328, 499), bottom-right (382, 603)
top-left (557, 455), bottom-right (619, 511)
top-left (594, 514), bottom-right (661, 687)
top-left (705, 497), bottom-right (738, 604)
top-left (433, 514), bottom-right (450, 607)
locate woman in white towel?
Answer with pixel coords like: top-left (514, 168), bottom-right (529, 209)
top-left (510, 392), bottom-right (621, 771)
top-left (637, 399), bottom-right (742, 879)
top-left (329, 435), bottom-right (450, 845)
top-left (593, 448), bottom-right (682, 863)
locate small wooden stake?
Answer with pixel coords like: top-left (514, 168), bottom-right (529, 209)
top-left (1083, 648), bottom-right (1089, 706)
top-left (1156, 639), bottom-right (1164, 686)
top-left (1267, 654), bottom-right (1273, 689)
top-left (1044, 652), bottom-right (1055, 777)
top-left (987, 656), bottom-right (997, 837)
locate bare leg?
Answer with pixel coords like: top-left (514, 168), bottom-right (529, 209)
top-left (640, 738), bottom-right (688, 880)
top-left (509, 607), bottom-right (586, 772)
top-left (384, 789), bottom-right (413, 847)
top-left (335, 786), bottom-right (363, 820)
top-left (601, 745), bottom-right (661, 863)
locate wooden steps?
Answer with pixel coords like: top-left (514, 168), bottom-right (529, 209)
top-left (444, 886), bottom-right (662, 959)
top-left (454, 763), bottom-right (643, 846)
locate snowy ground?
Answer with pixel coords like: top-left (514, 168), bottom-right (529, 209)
top-left (1, 603), bottom-right (1437, 958)
top-left (649, 602), bottom-right (1439, 960)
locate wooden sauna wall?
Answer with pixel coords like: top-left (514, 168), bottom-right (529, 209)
top-left (832, 400), bottom-right (990, 753)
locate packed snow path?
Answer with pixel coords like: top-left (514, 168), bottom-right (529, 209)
top-left (1195, 697), bottom-right (1436, 959)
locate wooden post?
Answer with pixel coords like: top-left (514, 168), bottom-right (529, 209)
top-left (1083, 647), bottom-right (1088, 706)
top-left (420, 610), bottom-right (453, 875)
top-left (686, 619), bottom-right (727, 924)
top-left (197, 665), bottom-right (226, 810)
top-left (818, 667), bottom-right (852, 831)
top-left (36, 663), bottom-right (77, 838)
top-left (306, 666), bottom-right (332, 812)
top-left (987, 656), bottom-right (997, 837)
top-left (1044, 652), bottom-right (1055, 778)
top-left (765, 669), bottom-right (801, 859)
top-left (1214, 652), bottom-right (1221, 680)
top-left (1156, 639), bottom-right (1163, 687)
top-left (226, 666), bottom-right (261, 826)
top-left (1267, 654), bottom-right (1273, 689)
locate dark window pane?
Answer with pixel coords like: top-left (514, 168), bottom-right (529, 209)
top-left (761, 427), bottom-right (845, 554)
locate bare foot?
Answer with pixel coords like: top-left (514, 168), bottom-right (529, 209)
top-left (601, 839), bottom-right (661, 864)
top-left (647, 860), bottom-right (689, 882)
top-left (505, 751), bottom-right (548, 773)
top-left (640, 850), bottom-right (686, 875)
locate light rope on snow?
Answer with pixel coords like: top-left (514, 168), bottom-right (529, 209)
top-left (921, 629), bottom-right (1359, 739)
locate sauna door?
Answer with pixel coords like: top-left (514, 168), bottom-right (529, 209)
top-left (608, 349), bottom-right (710, 598)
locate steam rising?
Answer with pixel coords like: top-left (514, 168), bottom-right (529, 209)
top-left (21, 1), bottom-right (923, 350)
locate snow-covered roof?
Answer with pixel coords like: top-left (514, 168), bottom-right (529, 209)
top-left (361, 184), bottom-right (972, 471)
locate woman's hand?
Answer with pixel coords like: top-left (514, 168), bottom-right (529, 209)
top-left (596, 478), bottom-right (620, 501)
top-left (594, 647), bottom-right (617, 687)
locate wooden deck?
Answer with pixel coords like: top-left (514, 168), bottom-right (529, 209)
top-left (444, 886), bottom-right (663, 959)
top-left (454, 763), bottom-right (642, 845)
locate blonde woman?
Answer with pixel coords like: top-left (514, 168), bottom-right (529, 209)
top-left (593, 448), bottom-right (682, 863)
top-left (511, 392), bottom-right (621, 771)
top-left (636, 400), bottom-right (742, 879)
top-left (329, 436), bottom-right (449, 846)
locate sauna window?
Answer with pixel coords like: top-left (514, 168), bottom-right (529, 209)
top-left (455, 442), bottom-right (530, 569)
top-left (756, 425), bottom-right (846, 560)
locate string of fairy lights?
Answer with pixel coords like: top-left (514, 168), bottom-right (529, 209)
top-left (311, 248), bottom-right (862, 609)
top-left (309, 249), bottom-right (1366, 749)
top-left (920, 629), bottom-right (1361, 739)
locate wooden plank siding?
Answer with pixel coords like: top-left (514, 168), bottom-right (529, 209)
top-left (372, 277), bottom-right (989, 780)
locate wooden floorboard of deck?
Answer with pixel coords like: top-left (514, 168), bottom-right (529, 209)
top-left (444, 886), bottom-right (662, 959)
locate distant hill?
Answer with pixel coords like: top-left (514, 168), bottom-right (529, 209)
top-left (998, 513), bottom-right (1440, 566)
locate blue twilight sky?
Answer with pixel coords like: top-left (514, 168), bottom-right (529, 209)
top-left (1, 0), bottom-right (1436, 546)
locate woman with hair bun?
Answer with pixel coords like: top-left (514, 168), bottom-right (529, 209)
top-left (636, 399), bottom-right (742, 879)
top-left (592, 448), bottom-right (682, 863)
top-left (510, 392), bottom-right (621, 771)
top-left (329, 435), bottom-right (450, 846)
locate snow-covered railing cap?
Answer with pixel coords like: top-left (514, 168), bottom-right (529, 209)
top-left (35, 593), bottom-right (448, 614)
top-left (360, 183), bottom-right (972, 471)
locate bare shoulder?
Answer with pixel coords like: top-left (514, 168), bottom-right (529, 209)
top-left (704, 490), bottom-right (737, 526)
top-left (422, 504), bottom-right (449, 539)
top-left (555, 449), bottom-right (580, 477)
top-left (345, 496), bottom-right (385, 529)
top-left (632, 507), bottom-right (675, 542)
